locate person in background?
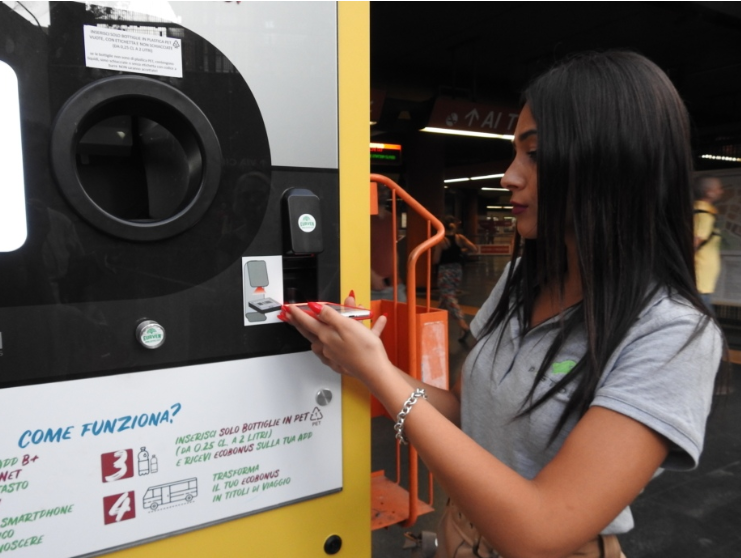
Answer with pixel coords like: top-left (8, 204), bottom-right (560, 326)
top-left (371, 184), bottom-right (406, 302)
top-left (433, 215), bottom-right (478, 342)
top-left (694, 176), bottom-right (724, 315)
top-left (281, 51), bottom-right (722, 558)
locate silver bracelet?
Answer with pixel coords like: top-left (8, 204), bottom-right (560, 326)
top-left (394, 388), bottom-right (428, 445)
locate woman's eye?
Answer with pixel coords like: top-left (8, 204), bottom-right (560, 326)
top-left (527, 150), bottom-right (537, 161)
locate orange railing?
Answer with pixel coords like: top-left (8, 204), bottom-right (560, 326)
top-left (370, 173), bottom-right (447, 529)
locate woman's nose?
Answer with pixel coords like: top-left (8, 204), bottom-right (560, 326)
top-left (500, 161), bottom-right (521, 191)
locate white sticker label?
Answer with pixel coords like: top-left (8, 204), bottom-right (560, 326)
top-left (0, 60), bottom-right (27, 253)
top-left (298, 214), bottom-right (316, 233)
top-left (83, 25), bottom-right (183, 78)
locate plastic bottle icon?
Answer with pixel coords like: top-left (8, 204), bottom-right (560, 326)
top-left (138, 447), bottom-right (150, 476)
top-left (151, 455), bottom-right (158, 474)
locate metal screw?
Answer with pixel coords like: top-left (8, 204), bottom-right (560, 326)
top-left (316, 389), bottom-right (333, 406)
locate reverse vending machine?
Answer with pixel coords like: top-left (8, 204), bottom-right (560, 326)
top-left (0, 2), bottom-right (371, 556)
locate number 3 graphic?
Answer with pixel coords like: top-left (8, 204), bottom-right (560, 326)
top-left (101, 449), bottom-right (134, 483)
top-left (105, 450), bottom-right (129, 482)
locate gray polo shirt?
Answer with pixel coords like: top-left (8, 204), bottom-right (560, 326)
top-left (462, 264), bottom-right (723, 534)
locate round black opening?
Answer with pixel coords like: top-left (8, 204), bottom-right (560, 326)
top-left (77, 113), bottom-right (201, 222)
top-left (323, 535), bottom-right (342, 555)
top-left (51, 75), bottom-right (222, 242)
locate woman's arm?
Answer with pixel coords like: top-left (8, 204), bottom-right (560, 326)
top-left (406, 401), bottom-right (667, 558)
top-left (693, 212), bottom-right (714, 249)
top-left (432, 236), bottom-right (450, 265)
top-left (287, 302), bottom-right (461, 425)
top-left (284, 302), bottom-right (670, 558)
top-left (456, 233), bottom-right (478, 253)
top-left (391, 368), bottom-right (462, 426)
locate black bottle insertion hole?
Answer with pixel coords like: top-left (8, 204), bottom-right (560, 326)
top-left (51, 75), bottom-right (222, 242)
top-left (76, 111), bottom-right (202, 223)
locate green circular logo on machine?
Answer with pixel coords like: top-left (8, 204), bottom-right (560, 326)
top-left (136, 320), bottom-right (166, 349)
top-left (298, 213), bottom-right (317, 233)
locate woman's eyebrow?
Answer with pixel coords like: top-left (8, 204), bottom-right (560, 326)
top-left (518, 129), bottom-right (537, 142)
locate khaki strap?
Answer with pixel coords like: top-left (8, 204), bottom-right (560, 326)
top-left (600, 535), bottom-right (624, 558)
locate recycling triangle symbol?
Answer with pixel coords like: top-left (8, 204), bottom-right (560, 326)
top-left (310, 407), bottom-right (323, 421)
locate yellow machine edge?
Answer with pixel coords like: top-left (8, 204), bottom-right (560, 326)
top-left (108, 3), bottom-right (371, 557)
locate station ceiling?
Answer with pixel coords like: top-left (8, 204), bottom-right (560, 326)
top-left (370, 1), bottom-right (741, 184)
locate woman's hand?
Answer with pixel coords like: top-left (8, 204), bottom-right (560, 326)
top-left (281, 294), bottom-right (464, 426)
top-left (279, 295), bottom-right (389, 383)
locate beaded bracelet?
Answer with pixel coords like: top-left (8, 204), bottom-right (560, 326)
top-left (394, 388), bottom-right (428, 445)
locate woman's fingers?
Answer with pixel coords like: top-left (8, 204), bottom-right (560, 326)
top-left (371, 314), bottom-right (387, 336)
top-left (311, 341), bottom-right (331, 363)
top-left (280, 299), bottom-right (390, 383)
top-left (290, 320), bottom-right (319, 344)
top-left (284, 303), bottom-right (346, 356)
top-left (284, 303), bottom-right (321, 331)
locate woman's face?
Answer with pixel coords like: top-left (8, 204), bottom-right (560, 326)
top-left (501, 104), bottom-right (538, 239)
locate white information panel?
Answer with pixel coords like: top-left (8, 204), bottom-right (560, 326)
top-left (83, 25), bottom-right (183, 78)
top-left (0, 352), bottom-right (342, 557)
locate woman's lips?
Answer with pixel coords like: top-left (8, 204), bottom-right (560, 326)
top-left (511, 203), bottom-right (528, 215)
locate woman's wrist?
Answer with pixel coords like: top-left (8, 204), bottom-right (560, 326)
top-left (394, 388), bottom-right (428, 444)
top-left (367, 362), bottom-right (426, 418)
top-left (362, 356), bottom-right (401, 396)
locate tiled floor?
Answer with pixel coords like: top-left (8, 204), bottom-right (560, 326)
top-left (372, 257), bottom-right (741, 557)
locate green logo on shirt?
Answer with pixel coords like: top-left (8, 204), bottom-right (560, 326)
top-left (552, 360), bottom-right (576, 375)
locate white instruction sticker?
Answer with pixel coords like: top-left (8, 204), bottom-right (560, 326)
top-left (83, 25), bottom-right (183, 78)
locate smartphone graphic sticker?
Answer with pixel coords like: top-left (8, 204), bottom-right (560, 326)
top-left (242, 256), bottom-right (283, 326)
top-left (245, 260), bottom-right (269, 288)
top-left (248, 298), bottom-right (281, 313)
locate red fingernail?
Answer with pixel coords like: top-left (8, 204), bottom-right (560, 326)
top-left (307, 301), bottom-right (323, 314)
top-left (382, 313), bottom-right (389, 319)
top-left (277, 313), bottom-right (287, 322)
top-left (349, 290), bottom-right (356, 299)
top-left (281, 304), bottom-right (290, 313)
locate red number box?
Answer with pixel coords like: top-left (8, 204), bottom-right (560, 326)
top-left (101, 449), bottom-right (134, 483)
top-left (103, 491), bottom-right (136, 524)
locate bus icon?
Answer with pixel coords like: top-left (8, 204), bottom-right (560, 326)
top-left (143, 478), bottom-right (198, 511)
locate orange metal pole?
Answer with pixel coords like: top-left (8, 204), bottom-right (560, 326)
top-left (370, 174), bottom-right (445, 526)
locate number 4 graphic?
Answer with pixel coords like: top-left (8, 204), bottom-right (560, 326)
top-left (103, 491), bottom-right (136, 524)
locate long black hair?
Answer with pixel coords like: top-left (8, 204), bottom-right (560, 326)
top-left (482, 51), bottom-right (713, 438)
